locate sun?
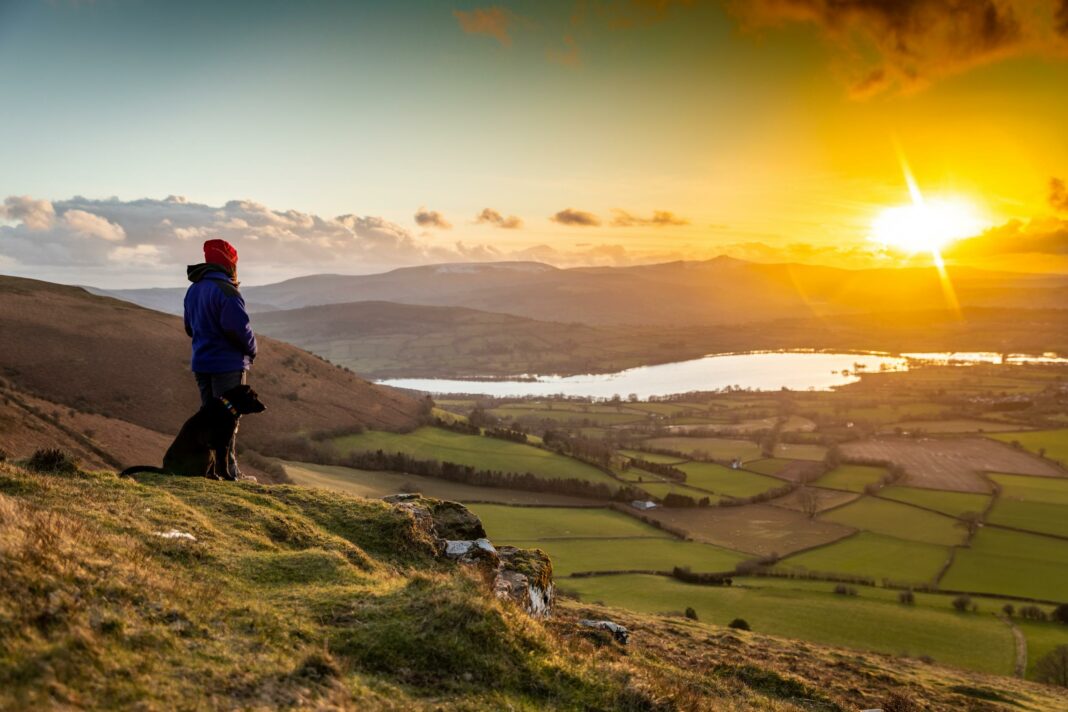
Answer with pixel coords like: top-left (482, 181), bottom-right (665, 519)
top-left (871, 198), bottom-right (986, 255)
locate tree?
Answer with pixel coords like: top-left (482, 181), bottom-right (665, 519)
top-left (898, 590), bottom-right (915, 606)
top-left (951, 595), bottom-right (972, 612)
top-left (797, 486), bottom-right (819, 520)
top-left (957, 511), bottom-right (982, 537)
top-left (1035, 645), bottom-right (1068, 687)
top-left (685, 607), bottom-right (698, 621)
top-left (1002, 603), bottom-right (1015, 617)
top-left (1052, 604), bottom-right (1068, 625)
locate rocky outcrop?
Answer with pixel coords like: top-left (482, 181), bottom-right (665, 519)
top-left (580, 619), bottom-right (629, 645)
top-left (383, 494), bottom-right (555, 617)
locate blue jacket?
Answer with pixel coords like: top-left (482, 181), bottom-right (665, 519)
top-left (183, 264), bottom-right (257, 373)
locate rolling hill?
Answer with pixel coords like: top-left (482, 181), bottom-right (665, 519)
top-left (0, 276), bottom-right (423, 475)
top-left (96, 257), bottom-right (1068, 327)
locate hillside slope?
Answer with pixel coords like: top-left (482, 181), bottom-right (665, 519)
top-left (3, 460), bottom-right (1067, 710)
top-left (0, 276), bottom-right (423, 469)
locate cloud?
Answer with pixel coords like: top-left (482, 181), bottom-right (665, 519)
top-left (1050, 177), bottom-right (1068, 213)
top-left (724, 0), bottom-right (1067, 97)
top-left (475, 208), bottom-right (523, 229)
top-left (454, 6), bottom-right (513, 47)
top-left (943, 217), bottom-right (1068, 257)
top-left (551, 208), bottom-right (601, 226)
top-left (609, 209), bottom-right (689, 227)
top-left (547, 34), bottom-right (581, 66)
top-left (62, 209), bottom-right (126, 242)
top-left (2, 195), bottom-right (56, 231)
top-left (414, 207), bottom-right (452, 229)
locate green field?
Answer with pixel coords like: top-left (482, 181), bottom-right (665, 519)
top-left (283, 462), bottom-right (600, 506)
top-left (819, 497), bottom-right (966, 546)
top-left (987, 473), bottom-right (1068, 538)
top-left (779, 532), bottom-right (949, 584)
top-left (816, 465), bottom-right (886, 493)
top-left (636, 482), bottom-right (724, 502)
top-left (677, 462), bottom-right (784, 498)
top-left (334, 427), bottom-right (614, 484)
top-left (468, 504), bottom-right (670, 541)
top-left (491, 406), bottom-right (645, 426)
top-left (642, 437), bottom-right (763, 462)
top-left (506, 538), bottom-right (746, 576)
top-left (1018, 621), bottom-right (1068, 679)
top-left (941, 528), bottom-right (1068, 602)
top-left (879, 486), bottom-right (991, 518)
top-left (882, 419), bottom-right (1021, 434)
top-left (618, 450), bottom-right (688, 465)
top-left (743, 458), bottom-right (794, 476)
top-left (562, 574), bottom-right (1015, 675)
top-left (989, 429), bottom-right (1068, 464)
top-left (773, 443), bottom-right (827, 461)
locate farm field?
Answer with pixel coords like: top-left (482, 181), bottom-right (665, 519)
top-left (505, 538), bottom-right (746, 576)
top-left (641, 436), bottom-right (763, 462)
top-left (282, 462), bottom-right (602, 506)
top-left (619, 450), bottom-right (688, 465)
top-left (467, 503), bottom-right (670, 541)
top-left (838, 438), bottom-right (1061, 492)
top-left (333, 427), bottom-right (615, 484)
top-left (816, 464), bottom-right (886, 492)
top-left (635, 481), bottom-right (724, 502)
top-left (779, 532), bottom-right (949, 584)
top-left (878, 486), bottom-right (991, 518)
top-left (985, 473), bottom-right (1068, 538)
top-left (881, 419), bottom-right (1026, 434)
top-left (819, 497), bottom-right (966, 546)
top-left (772, 486), bottom-right (860, 513)
top-left (490, 407), bottom-right (645, 426)
top-left (641, 504), bottom-right (853, 556)
top-left (1017, 621), bottom-right (1068, 679)
top-left (989, 429), bottom-right (1068, 465)
top-left (773, 442), bottom-right (826, 461)
top-left (676, 461), bottom-right (784, 498)
top-left (941, 528), bottom-right (1068, 602)
top-left (561, 574), bottom-right (1015, 675)
top-left (741, 458), bottom-right (794, 476)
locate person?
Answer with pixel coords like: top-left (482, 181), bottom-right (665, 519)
top-left (183, 239), bottom-right (257, 480)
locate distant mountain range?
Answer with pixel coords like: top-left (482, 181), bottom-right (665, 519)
top-left (92, 257), bottom-right (1068, 327)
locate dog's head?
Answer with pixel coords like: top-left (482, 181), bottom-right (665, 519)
top-left (221, 384), bottom-right (267, 415)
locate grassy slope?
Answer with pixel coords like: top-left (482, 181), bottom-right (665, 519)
top-left (3, 462), bottom-right (1067, 711)
top-left (816, 465), bottom-right (886, 493)
top-left (334, 427), bottom-right (613, 485)
top-left (819, 497), bottom-right (966, 547)
top-left (779, 532), bottom-right (950, 584)
top-left (941, 528), bottom-right (1068, 602)
top-left (879, 486), bottom-right (991, 517)
top-left (989, 429), bottom-right (1068, 464)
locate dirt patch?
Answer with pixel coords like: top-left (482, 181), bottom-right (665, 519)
top-left (840, 438), bottom-right (1064, 493)
top-left (641, 504), bottom-right (854, 557)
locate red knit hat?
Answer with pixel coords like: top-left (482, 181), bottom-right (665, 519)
top-left (203, 239), bottom-right (238, 272)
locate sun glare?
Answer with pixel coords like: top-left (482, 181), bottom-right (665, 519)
top-left (871, 198), bottom-right (985, 255)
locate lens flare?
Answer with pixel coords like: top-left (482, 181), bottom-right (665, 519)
top-left (871, 199), bottom-right (986, 254)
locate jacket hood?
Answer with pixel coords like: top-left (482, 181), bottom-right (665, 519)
top-left (187, 263), bottom-right (238, 286)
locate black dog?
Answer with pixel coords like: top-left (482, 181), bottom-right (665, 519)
top-left (120, 384), bottom-right (266, 480)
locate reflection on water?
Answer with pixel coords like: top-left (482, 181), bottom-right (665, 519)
top-left (377, 351), bottom-right (909, 398)
top-left (902, 352), bottom-right (1068, 365)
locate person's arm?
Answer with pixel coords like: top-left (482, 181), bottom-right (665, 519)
top-left (183, 290), bottom-right (193, 337)
top-left (219, 293), bottom-right (257, 361)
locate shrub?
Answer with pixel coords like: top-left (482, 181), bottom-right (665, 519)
top-left (685, 607), bottom-right (698, 621)
top-left (26, 448), bottom-right (78, 474)
top-left (0, 447), bottom-right (7, 463)
top-left (1035, 645), bottom-right (1068, 687)
top-left (898, 590), bottom-right (915, 606)
top-left (833, 584), bottom-right (858, 596)
top-left (1052, 604), bottom-right (1068, 625)
top-left (728, 618), bottom-right (750, 631)
top-left (1002, 603), bottom-right (1015, 617)
top-left (882, 691), bottom-right (920, 712)
top-left (1020, 605), bottom-right (1048, 621)
top-left (951, 595), bottom-right (972, 612)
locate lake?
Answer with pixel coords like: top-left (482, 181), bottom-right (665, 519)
top-left (377, 351), bottom-right (909, 398)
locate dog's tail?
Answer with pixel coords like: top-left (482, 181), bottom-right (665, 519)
top-left (119, 465), bottom-right (169, 478)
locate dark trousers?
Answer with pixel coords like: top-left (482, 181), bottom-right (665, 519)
top-left (194, 371), bottom-right (246, 479)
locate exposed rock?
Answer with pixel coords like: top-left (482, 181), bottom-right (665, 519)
top-left (382, 495), bottom-right (555, 618)
top-left (495, 546), bottom-right (554, 618)
top-left (154, 529), bottom-right (196, 541)
top-left (580, 619), bottom-right (629, 645)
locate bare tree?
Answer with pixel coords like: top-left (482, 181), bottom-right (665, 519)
top-left (1036, 645), bottom-right (1068, 687)
top-left (797, 486), bottom-right (819, 519)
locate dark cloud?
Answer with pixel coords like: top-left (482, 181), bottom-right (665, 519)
top-left (550, 208), bottom-right (601, 226)
top-left (943, 217), bottom-right (1068, 257)
top-left (726, 0), bottom-right (1039, 97)
top-left (414, 208), bottom-right (452, 229)
top-left (1050, 177), bottom-right (1068, 213)
top-left (453, 6), bottom-right (513, 47)
top-left (475, 208), bottom-right (523, 229)
top-left (610, 209), bottom-right (689, 227)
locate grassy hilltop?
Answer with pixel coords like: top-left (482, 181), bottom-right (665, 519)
top-left (4, 459), bottom-right (1068, 711)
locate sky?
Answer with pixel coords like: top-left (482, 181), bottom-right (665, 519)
top-left (1, 0), bottom-right (1068, 286)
